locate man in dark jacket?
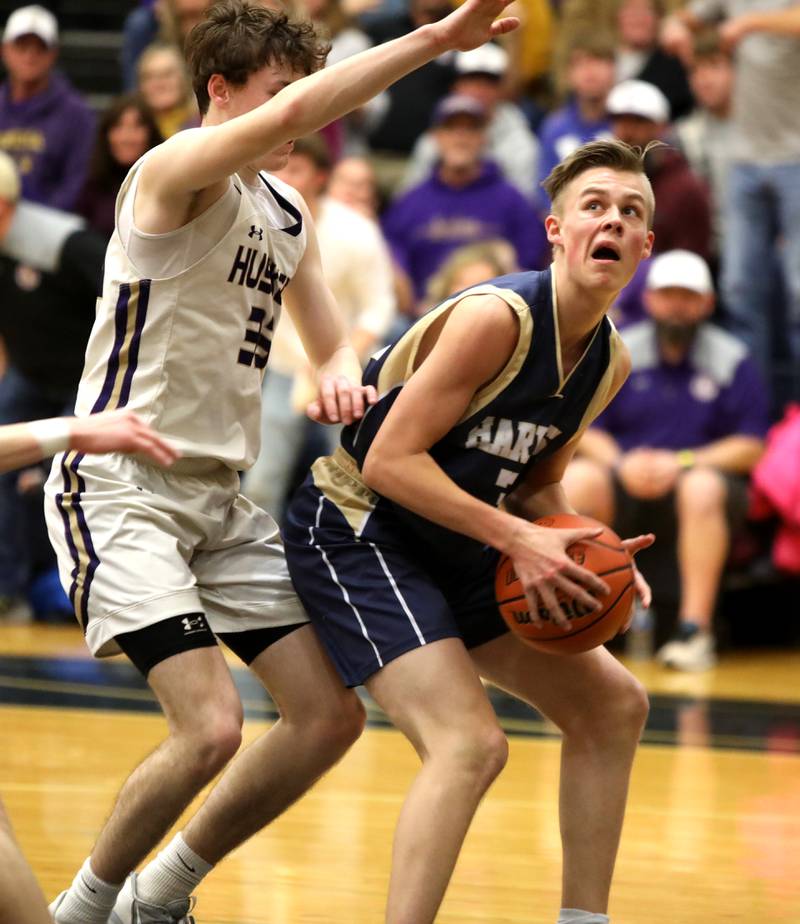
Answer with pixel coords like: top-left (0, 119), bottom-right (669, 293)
top-left (0, 4), bottom-right (95, 210)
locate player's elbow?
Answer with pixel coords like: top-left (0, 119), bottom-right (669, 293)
top-left (272, 93), bottom-right (312, 141)
top-left (361, 446), bottom-right (393, 495)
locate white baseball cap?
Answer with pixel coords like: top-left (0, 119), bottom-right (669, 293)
top-left (3, 5), bottom-right (58, 47)
top-left (606, 79), bottom-right (669, 124)
top-left (646, 250), bottom-right (714, 295)
top-left (455, 43), bottom-right (508, 79)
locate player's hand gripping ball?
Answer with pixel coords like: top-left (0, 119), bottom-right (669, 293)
top-left (495, 514), bottom-right (635, 654)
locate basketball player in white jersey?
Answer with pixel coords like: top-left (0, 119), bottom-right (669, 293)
top-left (42, 1), bottom-right (519, 923)
top-left (0, 408), bottom-right (176, 924)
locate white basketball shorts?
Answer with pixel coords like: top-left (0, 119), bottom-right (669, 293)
top-left (43, 450), bottom-right (307, 658)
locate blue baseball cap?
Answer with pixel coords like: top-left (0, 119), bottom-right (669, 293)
top-left (431, 94), bottom-right (489, 127)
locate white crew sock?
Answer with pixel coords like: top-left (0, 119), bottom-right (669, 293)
top-left (135, 832), bottom-right (213, 905)
top-left (52, 857), bottom-right (122, 924)
top-left (558, 910), bottom-right (610, 924)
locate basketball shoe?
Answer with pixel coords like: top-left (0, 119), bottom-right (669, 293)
top-left (49, 876), bottom-right (196, 924)
top-left (109, 873), bottom-right (196, 924)
top-left (656, 623), bottom-right (717, 671)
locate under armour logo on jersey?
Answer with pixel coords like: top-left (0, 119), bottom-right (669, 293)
top-left (238, 305), bottom-right (274, 370)
top-left (249, 225), bottom-right (264, 240)
top-left (182, 615), bottom-right (207, 635)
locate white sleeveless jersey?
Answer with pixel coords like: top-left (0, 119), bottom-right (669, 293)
top-left (74, 158), bottom-right (307, 471)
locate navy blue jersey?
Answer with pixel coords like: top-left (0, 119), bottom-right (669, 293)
top-left (307, 268), bottom-right (626, 573)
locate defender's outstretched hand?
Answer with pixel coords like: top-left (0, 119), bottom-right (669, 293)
top-left (433, 0), bottom-right (520, 51)
top-left (1, 410), bottom-right (180, 472)
top-left (69, 410), bottom-right (180, 467)
top-left (307, 375), bottom-right (378, 426)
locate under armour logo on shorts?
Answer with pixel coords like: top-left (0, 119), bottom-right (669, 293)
top-left (182, 615), bottom-right (207, 635)
top-left (248, 225), bottom-right (264, 240)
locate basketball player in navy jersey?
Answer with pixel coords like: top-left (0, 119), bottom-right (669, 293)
top-left (42, 1), bottom-right (520, 923)
top-left (283, 140), bottom-right (657, 924)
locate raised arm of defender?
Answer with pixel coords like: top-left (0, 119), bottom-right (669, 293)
top-left (142, 0), bottom-right (518, 200)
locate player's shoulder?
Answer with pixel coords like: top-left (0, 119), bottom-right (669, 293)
top-left (610, 328), bottom-right (632, 383)
top-left (257, 170), bottom-right (304, 208)
top-left (481, 268), bottom-right (551, 305)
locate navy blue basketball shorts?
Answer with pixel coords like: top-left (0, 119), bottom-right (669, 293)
top-left (283, 477), bottom-right (509, 688)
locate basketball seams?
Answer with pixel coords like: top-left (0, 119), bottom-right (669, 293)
top-left (582, 538), bottom-right (626, 553)
top-left (506, 580), bottom-right (634, 641)
top-left (595, 563), bottom-right (634, 578)
top-left (497, 592), bottom-right (528, 606)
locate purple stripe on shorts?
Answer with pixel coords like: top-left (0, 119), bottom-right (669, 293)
top-left (55, 454), bottom-right (82, 622)
top-left (69, 452), bottom-right (100, 631)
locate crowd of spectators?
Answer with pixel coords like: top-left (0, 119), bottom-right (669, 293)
top-left (0, 0), bottom-right (798, 670)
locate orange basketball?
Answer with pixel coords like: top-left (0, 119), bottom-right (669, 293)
top-left (495, 514), bottom-right (635, 654)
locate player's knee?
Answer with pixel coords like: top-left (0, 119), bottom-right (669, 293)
top-left (312, 691), bottom-right (367, 754)
top-left (188, 710), bottom-right (244, 778)
top-left (443, 723), bottom-right (509, 787)
top-left (565, 673), bottom-right (648, 744)
top-left (677, 466), bottom-right (727, 514)
top-left (620, 674), bottom-right (650, 734)
top-left (562, 458), bottom-right (613, 518)
top-left (598, 674), bottom-right (649, 740)
top-left (474, 725), bottom-right (510, 785)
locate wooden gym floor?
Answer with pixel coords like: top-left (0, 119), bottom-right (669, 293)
top-left (1, 623), bottom-right (799, 923)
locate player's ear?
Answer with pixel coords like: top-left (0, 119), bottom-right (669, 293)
top-left (641, 229), bottom-right (654, 260)
top-left (545, 214), bottom-right (563, 247)
top-left (207, 74), bottom-right (230, 109)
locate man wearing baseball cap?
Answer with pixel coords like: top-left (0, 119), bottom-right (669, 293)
top-left (607, 79), bottom-right (712, 261)
top-left (563, 250), bottom-right (768, 671)
top-left (402, 41), bottom-right (541, 197)
top-left (0, 4), bottom-right (95, 210)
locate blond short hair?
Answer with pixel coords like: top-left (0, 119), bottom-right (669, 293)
top-left (542, 139), bottom-right (659, 227)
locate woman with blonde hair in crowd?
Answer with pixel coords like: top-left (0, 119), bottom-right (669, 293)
top-left (137, 42), bottom-right (199, 139)
top-left (422, 238), bottom-right (518, 310)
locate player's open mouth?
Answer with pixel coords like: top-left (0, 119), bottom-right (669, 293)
top-left (591, 245), bottom-right (621, 262)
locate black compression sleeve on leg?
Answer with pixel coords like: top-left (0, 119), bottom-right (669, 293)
top-left (115, 613), bottom-right (218, 677)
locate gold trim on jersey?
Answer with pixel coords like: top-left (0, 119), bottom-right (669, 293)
top-left (550, 272), bottom-right (603, 396)
top-left (311, 448), bottom-right (378, 537)
top-left (457, 285), bottom-right (533, 422)
top-left (375, 284), bottom-right (534, 425)
top-left (563, 323), bottom-right (626, 450)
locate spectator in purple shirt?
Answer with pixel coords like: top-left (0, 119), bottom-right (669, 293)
top-left (562, 250), bottom-right (768, 671)
top-left (0, 5), bottom-right (95, 211)
top-left (382, 94), bottom-right (548, 307)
